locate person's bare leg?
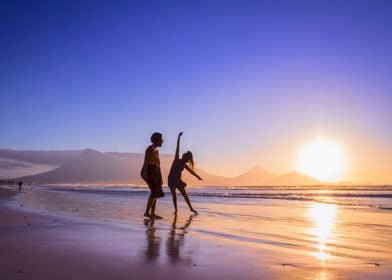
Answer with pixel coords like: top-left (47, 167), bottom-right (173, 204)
top-left (179, 189), bottom-right (198, 214)
top-left (151, 198), bottom-right (156, 215)
top-left (151, 198), bottom-right (162, 219)
top-left (144, 195), bottom-right (154, 217)
top-left (170, 188), bottom-right (178, 214)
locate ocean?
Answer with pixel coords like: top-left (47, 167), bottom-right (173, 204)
top-left (31, 184), bottom-right (392, 210)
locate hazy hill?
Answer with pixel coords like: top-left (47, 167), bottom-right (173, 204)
top-left (6, 148), bottom-right (321, 186)
top-left (181, 167), bottom-right (232, 186)
top-left (267, 171), bottom-right (321, 186)
top-left (0, 149), bottom-right (83, 165)
top-left (228, 165), bottom-right (276, 186)
top-left (0, 149), bottom-right (83, 179)
top-left (18, 149), bottom-right (170, 184)
top-left (182, 165), bottom-right (278, 186)
top-left (18, 149), bottom-right (127, 184)
top-left (17, 149), bottom-right (228, 185)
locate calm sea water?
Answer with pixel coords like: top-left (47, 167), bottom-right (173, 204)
top-left (35, 184), bottom-right (392, 211)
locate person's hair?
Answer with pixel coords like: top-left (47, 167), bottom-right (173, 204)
top-left (150, 132), bottom-right (162, 144)
top-left (183, 151), bottom-right (194, 170)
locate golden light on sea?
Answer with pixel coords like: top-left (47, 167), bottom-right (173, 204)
top-left (297, 137), bottom-right (347, 182)
top-left (308, 203), bottom-right (337, 261)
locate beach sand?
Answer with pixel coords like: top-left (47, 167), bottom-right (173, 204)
top-left (1, 186), bottom-right (391, 280)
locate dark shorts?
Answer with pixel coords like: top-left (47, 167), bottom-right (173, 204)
top-left (141, 164), bottom-right (164, 198)
top-left (168, 178), bottom-right (187, 191)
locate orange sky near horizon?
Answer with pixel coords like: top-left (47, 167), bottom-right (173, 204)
top-left (197, 132), bottom-right (392, 184)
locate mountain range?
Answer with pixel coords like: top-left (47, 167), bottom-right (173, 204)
top-left (0, 148), bottom-right (321, 186)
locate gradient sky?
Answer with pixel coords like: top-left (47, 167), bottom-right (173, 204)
top-left (1, 0), bottom-right (391, 182)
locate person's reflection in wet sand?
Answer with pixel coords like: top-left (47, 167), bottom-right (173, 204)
top-left (144, 218), bottom-right (161, 261)
top-left (166, 214), bottom-right (195, 264)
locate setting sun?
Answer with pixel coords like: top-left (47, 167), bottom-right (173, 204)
top-left (297, 137), bottom-right (347, 182)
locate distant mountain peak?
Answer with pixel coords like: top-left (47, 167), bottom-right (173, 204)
top-left (248, 164), bottom-right (270, 173)
top-left (242, 165), bottom-right (275, 177)
top-left (83, 148), bottom-right (101, 154)
top-left (80, 148), bottom-right (111, 160)
top-left (222, 164), bottom-right (276, 186)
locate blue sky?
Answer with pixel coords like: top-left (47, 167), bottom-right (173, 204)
top-left (1, 0), bottom-right (391, 180)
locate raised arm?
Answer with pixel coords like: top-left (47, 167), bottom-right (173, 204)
top-left (175, 132), bottom-right (183, 160)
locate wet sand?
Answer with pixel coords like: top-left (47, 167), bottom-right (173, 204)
top-left (1, 187), bottom-right (391, 279)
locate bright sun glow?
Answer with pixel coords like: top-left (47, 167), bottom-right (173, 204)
top-left (297, 137), bottom-right (347, 182)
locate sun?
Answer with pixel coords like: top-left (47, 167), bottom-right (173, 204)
top-left (297, 137), bottom-right (347, 182)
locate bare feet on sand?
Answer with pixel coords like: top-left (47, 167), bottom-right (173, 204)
top-left (144, 213), bottom-right (163, 219)
top-left (152, 214), bottom-right (163, 219)
top-left (144, 212), bottom-right (151, 218)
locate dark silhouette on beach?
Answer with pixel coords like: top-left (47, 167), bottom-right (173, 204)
top-left (18, 181), bottom-right (23, 191)
top-left (0, 180), bottom-right (24, 191)
top-left (141, 132), bottom-right (164, 219)
top-left (168, 132), bottom-right (202, 214)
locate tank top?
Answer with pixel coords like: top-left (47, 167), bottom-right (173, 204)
top-left (168, 159), bottom-right (186, 183)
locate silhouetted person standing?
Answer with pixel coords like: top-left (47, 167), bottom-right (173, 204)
top-left (141, 132), bottom-right (164, 219)
top-left (168, 132), bottom-right (202, 214)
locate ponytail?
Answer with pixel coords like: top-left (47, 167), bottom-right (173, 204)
top-left (186, 151), bottom-right (194, 170)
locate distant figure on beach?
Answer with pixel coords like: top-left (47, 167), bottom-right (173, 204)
top-left (141, 132), bottom-right (164, 219)
top-left (18, 181), bottom-right (23, 191)
top-left (168, 132), bottom-right (202, 214)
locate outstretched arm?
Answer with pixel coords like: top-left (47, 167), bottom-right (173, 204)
top-left (185, 165), bottom-right (203, 180)
top-left (175, 132), bottom-right (183, 160)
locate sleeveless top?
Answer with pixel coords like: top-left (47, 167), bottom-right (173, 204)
top-left (168, 159), bottom-right (186, 184)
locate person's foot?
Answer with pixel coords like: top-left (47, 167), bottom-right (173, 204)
top-left (152, 214), bottom-right (163, 219)
top-left (190, 208), bottom-right (198, 214)
top-left (144, 212), bottom-right (151, 218)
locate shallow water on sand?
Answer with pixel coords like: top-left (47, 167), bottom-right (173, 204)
top-left (5, 185), bottom-right (392, 279)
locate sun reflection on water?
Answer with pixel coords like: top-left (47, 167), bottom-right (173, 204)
top-left (308, 203), bottom-right (337, 260)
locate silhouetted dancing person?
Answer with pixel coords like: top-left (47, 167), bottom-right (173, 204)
top-left (168, 132), bottom-right (202, 214)
top-left (142, 132), bottom-right (164, 219)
